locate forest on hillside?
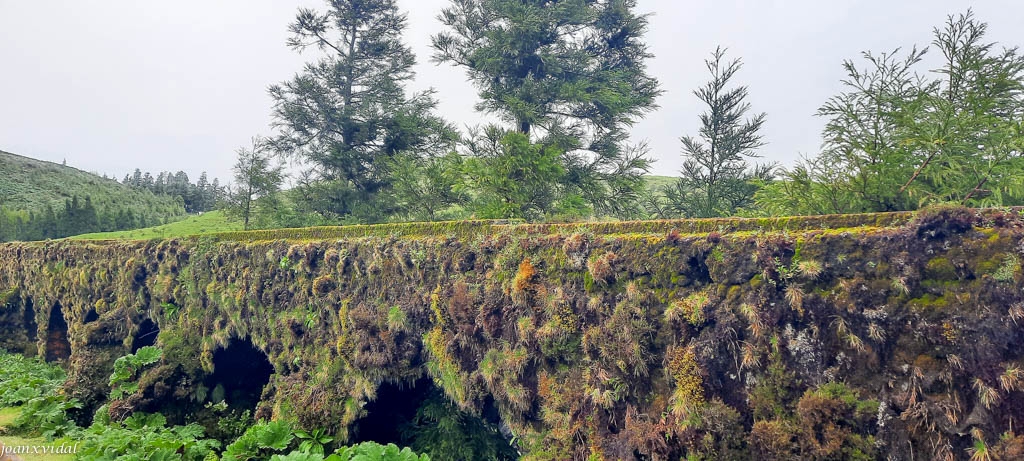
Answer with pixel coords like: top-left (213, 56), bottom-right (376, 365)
top-left (0, 154), bottom-right (224, 242)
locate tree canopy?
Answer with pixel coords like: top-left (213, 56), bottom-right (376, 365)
top-left (433, 0), bottom-right (662, 219)
top-left (270, 0), bottom-right (456, 222)
top-left (756, 10), bottom-right (1024, 215)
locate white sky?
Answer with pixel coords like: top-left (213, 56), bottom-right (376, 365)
top-left (1, 1), bottom-right (1022, 183)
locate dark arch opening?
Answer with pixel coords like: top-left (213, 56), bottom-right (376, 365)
top-left (205, 338), bottom-right (273, 412)
top-left (45, 303), bottom-right (71, 362)
top-left (131, 319), bottom-right (159, 352)
top-left (352, 377), bottom-right (517, 460)
top-left (23, 298), bottom-right (38, 343)
top-left (83, 308), bottom-right (99, 324)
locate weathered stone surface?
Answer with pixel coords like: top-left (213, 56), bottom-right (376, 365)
top-left (1, 207), bottom-right (1023, 460)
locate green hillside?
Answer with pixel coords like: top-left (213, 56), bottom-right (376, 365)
top-left (71, 210), bottom-right (239, 240)
top-left (0, 150), bottom-right (186, 241)
top-left (644, 175), bottom-right (677, 192)
top-left (0, 150), bottom-right (183, 214)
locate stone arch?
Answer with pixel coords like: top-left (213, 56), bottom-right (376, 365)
top-left (351, 376), bottom-right (516, 459)
top-left (83, 308), bottom-right (99, 324)
top-left (204, 338), bottom-right (274, 412)
top-left (45, 302), bottom-right (71, 362)
top-left (22, 297), bottom-right (38, 342)
top-left (22, 297), bottom-right (39, 356)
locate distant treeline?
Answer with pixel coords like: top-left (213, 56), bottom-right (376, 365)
top-left (0, 195), bottom-right (180, 241)
top-left (121, 169), bottom-right (224, 214)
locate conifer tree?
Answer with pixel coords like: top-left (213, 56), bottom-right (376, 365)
top-left (666, 47), bottom-right (771, 218)
top-left (270, 0), bottom-right (456, 222)
top-left (433, 0), bottom-right (662, 218)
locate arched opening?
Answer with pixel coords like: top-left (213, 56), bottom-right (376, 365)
top-left (23, 298), bottom-right (38, 342)
top-left (83, 308), bottom-right (99, 324)
top-left (21, 297), bottom-right (39, 356)
top-left (45, 303), bottom-right (71, 362)
top-left (205, 338), bottom-right (273, 412)
top-left (131, 319), bottom-right (159, 352)
top-left (352, 378), bottom-right (433, 444)
top-left (352, 377), bottom-right (517, 460)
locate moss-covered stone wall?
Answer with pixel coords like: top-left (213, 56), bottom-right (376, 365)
top-left (1, 207), bottom-right (1024, 460)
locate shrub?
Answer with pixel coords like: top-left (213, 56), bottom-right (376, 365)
top-left (561, 232), bottom-right (591, 269)
top-left (795, 383), bottom-right (878, 459)
top-left (511, 259), bottom-right (537, 305)
top-left (665, 290), bottom-right (711, 326)
top-left (749, 420), bottom-right (799, 459)
top-left (666, 346), bottom-right (704, 420)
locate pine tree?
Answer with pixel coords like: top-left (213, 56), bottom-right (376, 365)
top-left (227, 137), bottom-right (285, 230)
top-left (270, 0), bottom-right (455, 222)
top-left (433, 0), bottom-right (662, 218)
top-left (666, 47), bottom-right (771, 218)
top-left (757, 10), bottom-right (1024, 215)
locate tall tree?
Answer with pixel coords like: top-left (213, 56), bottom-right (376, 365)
top-left (898, 10), bottom-right (1024, 206)
top-left (664, 47), bottom-right (771, 218)
top-left (228, 137), bottom-right (285, 230)
top-left (432, 0), bottom-right (662, 218)
top-left (758, 10), bottom-right (1024, 216)
top-left (270, 0), bottom-right (456, 222)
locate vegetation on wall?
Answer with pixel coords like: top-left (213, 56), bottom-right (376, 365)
top-left (1, 206), bottom-right (1023, 459)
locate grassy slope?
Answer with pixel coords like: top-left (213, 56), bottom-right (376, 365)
top-left (644, 175), bottom-right (676, 192)
top-left (71, 210), bottom-right (240, 240)
top-left (71, 176), bottom-right (679, 241)
top-left (0, 150), bottom-right (184, 218)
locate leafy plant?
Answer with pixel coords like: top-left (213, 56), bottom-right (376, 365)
top-left (295, 427), bottom-right (334, 455)
top-left (331, 442), bottom-right (430, 461)
top-left (10, 394), bottom-right (82, 439)
top-left (270, 442), bottom-right (430, 461)
top-left (78, 412), bottom-right (220, 461)
top-left (223, 420), bottom-right (295, 461)
top-left (161, 301), bottom-right (181, 319)
top-left (109, 346), bottom-right (163, 399)
top-left (0, 349), bottom-right (66, 407)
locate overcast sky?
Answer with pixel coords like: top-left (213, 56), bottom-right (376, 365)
top-left (2, 1), bottom-right (1023, 184)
